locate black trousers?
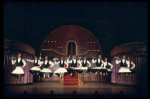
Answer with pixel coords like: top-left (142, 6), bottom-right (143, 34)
top-left (11, 74), bottom-right (25, 78)
top-left (67, 68), bottom-right (82, 77)
top-left (39, 72), bottom-right (53, 78)
top-left (29, 70), bottom-right (40, 75)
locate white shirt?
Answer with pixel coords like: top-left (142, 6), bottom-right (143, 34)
top-left (116, 59), bottom-right (130, 68)
top-left (80, 60), bottom-right (91, 67)
top-left (67, 59), bottom-right (82, 67)
top-left (126, 60), bottom-right (135, 69)
top-left (92, 58), bottom-right (104, 67)
top-left (11, 58), bottom-right (27, 67)
top-left (26, 59), bottom-right (42, 66)
top-left (40, 60), bottom-right (54, 67)
top-left (103, 62), bottom-right (113, 69)
top-left (55, 60), bottom-right (68, 68)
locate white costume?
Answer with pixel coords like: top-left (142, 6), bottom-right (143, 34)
top-left (116, 59), bottom-right (131, 73)
top-left (92, 58), bottom-right (104, 69)
top-left (40, 60), bottom-right (54, 73)
top-left (54, 60), bottom-right (68, 73)
top-left (11, 58), bottom-right (26, 75)
top-left (67, 59), bottom-right (82, 70)
top-left (80, 59), bottom-right (91, 70)
top-left (103, 62), bottom-right (113, 71)
top-left (26, 59), bottom-right (42, 71)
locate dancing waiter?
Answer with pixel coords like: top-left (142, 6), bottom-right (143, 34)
top-left (91, 55), bottom-right (105, 75)
top-left (103, 57), bottom-right (113, 76)
top-left (39, 56), bottom-right (54, 78)
top-left (127, 57), bottom-right (136, 76)
top-left (26, 56), bottom-right (42, 75)
top-left (80, 56), bottom-right (91, 75)
top-left (54, 56), bottom-right (68, 78)
top-left (115, 55), bottom-right (131, 75)
top-left (11, 53), bottom-right (27, 78)
top-left (67, 55), bottom-right (82, 77)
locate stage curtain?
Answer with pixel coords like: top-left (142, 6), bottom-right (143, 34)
top-left (4, 53), bottom-right (33, 84)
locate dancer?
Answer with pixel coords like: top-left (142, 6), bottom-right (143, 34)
top-left (54, 56), bottom-right (68, 78)
top-left (127, 57), bottom-right (136, 76)
top-left (67, 55), bottom-right (82, 77)
top-left (103, 57), bottom-right (113, 76)
top-left (91, 55), bottom-right (106, 75)
top-left (80, 56), bottom-right (91, 75)
top-left (115, 55), bottom-right (131, 75)
top-left (39, 56), bottom-right (54, 78)
top-left (26, 56), bottom-right (42, 75)
top-left (11, 53), bottom-right (27, 78)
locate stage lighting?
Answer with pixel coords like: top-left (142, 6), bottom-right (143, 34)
top-left (95, 91), bottom-right (98, 94)
top-left (73, 91), bottom-right (76, 94)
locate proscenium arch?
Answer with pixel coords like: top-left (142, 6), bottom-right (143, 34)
top-left (41, 25), bottom-right (102, 57)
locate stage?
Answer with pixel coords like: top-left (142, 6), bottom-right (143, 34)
top-left (4, 81), bottom-right (146, 98)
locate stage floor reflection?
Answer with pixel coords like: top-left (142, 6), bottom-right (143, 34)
top-left (4, 81), bottom-right (146, 98)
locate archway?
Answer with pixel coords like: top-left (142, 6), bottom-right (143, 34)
top-left (67, 42), bottom-right (76, 57)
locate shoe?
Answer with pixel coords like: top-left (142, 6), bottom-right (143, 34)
top-left (85, 73), bottom-right (87, 75)
top-left (100, 72), bottom-right (102, 75)
top-left (70, 73), bottom-right (72, 76)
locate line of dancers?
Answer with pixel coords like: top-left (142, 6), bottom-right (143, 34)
top-left (10, 53), bottom-right (136, 80)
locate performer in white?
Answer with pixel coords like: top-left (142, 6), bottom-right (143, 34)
top-left (11, 53), bottom-right (27, 78)
top-left (39, 56), bottom-right (54, 78)
top-left (91, 55), bottom-right (106, 75)
top-left (80, 56), bottom-right (91, 75)
top-left (26, 56), bottom-right (42, 75)
top-left (67, 55), bottom-right (82, 77)
top-left (103, 57), bottom-right (113, 76)
top-left (54, 56), bottom-right (68, 78)
top-left (127, 57), bottom-right (136, 76)
top-left (115, 55), bottom-right (131, 75)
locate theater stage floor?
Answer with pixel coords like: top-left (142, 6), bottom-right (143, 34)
top-left (4, 81), bottom-right (147, 98)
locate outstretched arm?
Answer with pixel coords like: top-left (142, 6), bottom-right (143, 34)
top-left (64, 61), bottom-right (68, 68)
top-left (26, 59), bottom-right (34, 63)
top-left (108, 62), bottom-right (113, 69)
top-left (131, 61), bottom-right (135, 69)
top-left (92, 59), bottom-right (97, 63)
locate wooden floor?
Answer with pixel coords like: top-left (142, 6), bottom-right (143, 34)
top-left (4, 81), bottom-right (147, 98)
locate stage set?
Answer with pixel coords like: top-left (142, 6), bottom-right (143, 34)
top-left (4, 25), bottom-right (147, 98)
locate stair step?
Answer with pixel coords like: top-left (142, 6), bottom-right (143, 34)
top-left (64, 80), bottom-right (78, 82)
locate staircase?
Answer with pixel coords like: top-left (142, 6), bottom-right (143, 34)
top-left (63, 73), bottom-right (79, 85)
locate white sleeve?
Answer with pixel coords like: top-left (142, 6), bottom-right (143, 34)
top-left (67, 60), bottom-right (72, 64)
top-left (78, 61), bottom-right (82, 67)
top-left (131, 61), bottom-right (135, 69)
top-left (38, 60), bottom-right (42, 67)
top-left (49, 61), bottom-right (54, 67)
top-left (11, 60), bottom-right (16, 65)
top-left (87, 60), bottom-right (91, 67)
top-left (55, 61), bottom-right (60, 65)
top-left (101, 60), bottom-right (104, 67)
top-left (115, 60), bottom-right (121, 64)
top-left (92, 59), bottom-right (97, 63)
top-left (22, 59), bottom-right (27, 67)
top-left (64, 61), bottom-right (68, 68)
top-left (26, 59), bottom-right (34, 63)
top-left (108, 62), bottom-right (113, 69)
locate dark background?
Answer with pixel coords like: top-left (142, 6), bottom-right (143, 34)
top-left (3, 1), bottom-right (148, 57)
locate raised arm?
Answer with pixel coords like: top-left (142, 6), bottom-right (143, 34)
top-left (115, 60), bottom-right (121, 64)
top-left (11, 60), bottom-right (16, 65)
top-left (67, 60), bottom-right (72, 64)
